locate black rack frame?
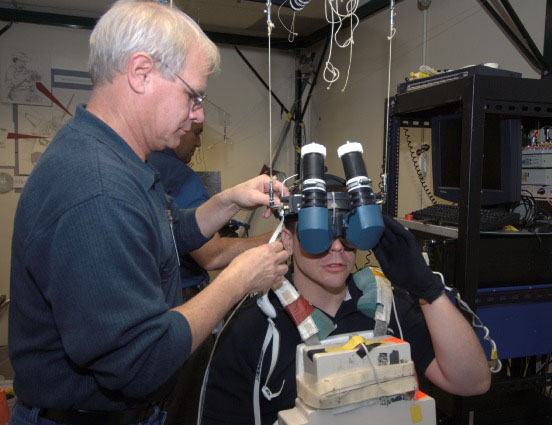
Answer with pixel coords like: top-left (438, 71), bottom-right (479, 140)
top-left (384, 74), bottom-right (552, 307)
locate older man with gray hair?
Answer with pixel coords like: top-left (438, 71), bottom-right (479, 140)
top-left (8, 1), bottom-right (288, 425)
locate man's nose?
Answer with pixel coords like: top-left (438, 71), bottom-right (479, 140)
top-left (329, 238), bottom-right (345, 252)
top-left (189, 106), bottom-right (205, 123)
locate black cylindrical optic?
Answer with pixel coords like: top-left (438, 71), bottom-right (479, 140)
top-left (301, 142), bottom-right (327, 208)
top-left (340, 150), bottom-right (367, 181)
top-left (302, 152), bottom-right (325, 181)
top-left (337, 141), bottom-right (375, 209)
top-left (298, 142), bottom-right (330, 254)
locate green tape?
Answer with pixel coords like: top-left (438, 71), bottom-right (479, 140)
top-left (353, 267), bottom-right (379, 318)
top-left (353, 267), bottom-right (377, 292)
top-left (311, 309), bottom-right (337, 341)
top-left (357, 286), bottom-right (378, 318)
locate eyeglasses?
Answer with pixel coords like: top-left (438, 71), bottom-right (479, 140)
top-left (175, 74), bottom-right (206, 110)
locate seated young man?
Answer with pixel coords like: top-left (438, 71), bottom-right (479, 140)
top-left (201, 207), bottom-right (491, 425)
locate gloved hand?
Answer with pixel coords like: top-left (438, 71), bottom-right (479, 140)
top-left (373, 214), bottom-right (444, 304)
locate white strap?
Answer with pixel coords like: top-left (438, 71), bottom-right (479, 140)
top-left (253, 317), bottom-right (285, 425)
top-left (262, 318), bottom-right (284, 401)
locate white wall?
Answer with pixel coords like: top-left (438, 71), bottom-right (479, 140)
top-left (0, 23), bottom-right (296, 346)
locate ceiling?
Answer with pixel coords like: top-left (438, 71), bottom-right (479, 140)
top-left (0, 0), bottom-right (393, 48)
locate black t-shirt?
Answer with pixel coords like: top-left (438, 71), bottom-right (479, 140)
top-left (202, 274), bottom-right (435, 425)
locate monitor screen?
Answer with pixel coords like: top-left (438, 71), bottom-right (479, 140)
top-left (431, 114), bottom-right (521, 206)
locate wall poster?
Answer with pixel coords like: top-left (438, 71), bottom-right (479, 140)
top-left (0, 68), bottom-right (92, 192)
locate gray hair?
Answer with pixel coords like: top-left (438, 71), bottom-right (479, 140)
top-left (89, 0), bottom-right (220, 85)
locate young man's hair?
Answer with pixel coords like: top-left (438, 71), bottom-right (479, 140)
top-left (283, 216), bottom-right (298, 232)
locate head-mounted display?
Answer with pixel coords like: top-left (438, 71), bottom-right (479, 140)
top-left (278, 141), bottom-right (385, 254)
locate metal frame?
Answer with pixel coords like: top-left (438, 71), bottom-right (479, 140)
top-left (481, 0), bottom-right (552, 78)
top-left (475, 286), bottom-right (552, 306)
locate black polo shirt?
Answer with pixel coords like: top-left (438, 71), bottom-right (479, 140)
top-left (202, 273), bottom-right (435, 425)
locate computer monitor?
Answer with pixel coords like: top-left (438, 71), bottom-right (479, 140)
top-left (431, 113), bottom-right (522, 206)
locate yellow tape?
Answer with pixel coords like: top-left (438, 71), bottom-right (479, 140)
top-left (410, 405), bottom-right (423, 423)
top-left (370, 267), bottom-right (386, 278)
top-left (325, 335), bottom-right (380, 353)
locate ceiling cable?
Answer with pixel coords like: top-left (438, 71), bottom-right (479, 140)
top-left (277, 0), bottom-right (298, 42)
top-left (266, 1), bottom-right (276, 206)
top-left (323, 0), bottom-right (360, 91)
top-left (381, 0), bottom-right (396, 198)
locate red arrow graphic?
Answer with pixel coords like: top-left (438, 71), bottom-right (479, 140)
top-left (35, 82), bottom-right (73, 117)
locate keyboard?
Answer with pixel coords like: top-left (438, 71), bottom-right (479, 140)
top-left (411, 204), bottom-right (520, 231)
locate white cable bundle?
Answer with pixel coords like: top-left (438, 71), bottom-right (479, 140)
top-left (323, 0), bottom-right (360, 91)
top-left (433, 271), bottom-right (503, 374)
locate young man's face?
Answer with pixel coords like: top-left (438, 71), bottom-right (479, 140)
top-left (282, 223), bottom-right (356, 293)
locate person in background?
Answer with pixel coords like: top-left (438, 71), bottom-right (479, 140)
top-left (202, 204), bottom-right (491, 425)
top-left (148, 122), bottom-right (271, 300)
top-left (8, 2), bottom-right (289, 425)
top-left (148, 122), bottom-right (272, 425)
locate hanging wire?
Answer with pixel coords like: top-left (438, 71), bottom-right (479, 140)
top-left (323, 1), bottom-right (340, 89)
top-left (277, 0), bottom-right (298, 42)
top-left (205, 98), bottom-right (232, 144)
top-left (323, 0), bottom-right (360, 91)
top-left (381, 0), bottom-right (396, 198)
top-left (266, 1), bottom-right (276, 206)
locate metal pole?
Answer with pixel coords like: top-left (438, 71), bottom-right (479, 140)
top-left (500, 0), bottom-right (548, 70)
top-left (480, 0), bottom-right (543, 71)
top-left (234, 45), bottom-right (291, 116)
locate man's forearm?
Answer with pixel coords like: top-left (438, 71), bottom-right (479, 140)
top-left (195, 191), bottom-right (240, 239)
top-left (173, 242), bottom-right (289, 353)
top-left (172, 266), bottom-right (244, 352)
top-left (422, 294), bottom-right (491, 395)
top-left (190, 232), bottom-right (272, 271)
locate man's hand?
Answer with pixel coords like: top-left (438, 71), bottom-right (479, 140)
top-left (174, 241), bottom-right (289, 352)
top-left (222, 241), bottom-right (289, 294)
top-left (222, 174), bottom-right (289, 218)
top-left (196, 175), bottom-right (288, 238)
top-left (373, 214), bottom-right (443, 304)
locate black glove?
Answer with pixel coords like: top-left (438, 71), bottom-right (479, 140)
top-left (373, 214), bottom-right (444, 304)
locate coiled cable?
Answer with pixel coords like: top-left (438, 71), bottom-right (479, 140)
top-left (404, 127), bottom-right (437, 205)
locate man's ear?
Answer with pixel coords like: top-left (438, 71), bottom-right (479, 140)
top-left (127, 52), bottom-right (155, 94)
top-left (281, 227), bottom-right (294, 254)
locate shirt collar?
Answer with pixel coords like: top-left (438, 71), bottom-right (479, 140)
top-left (70, 105), bottom-right (157, 190)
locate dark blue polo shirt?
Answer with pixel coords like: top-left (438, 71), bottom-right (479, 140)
top-left (9, 105), bottom-right (208, 411)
